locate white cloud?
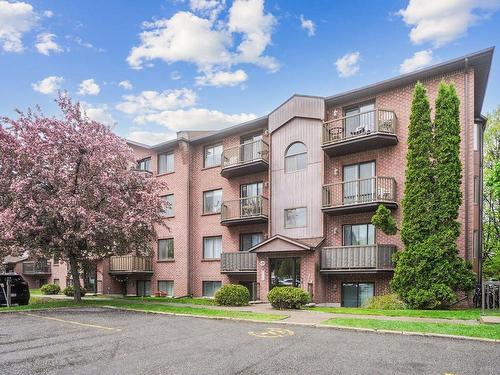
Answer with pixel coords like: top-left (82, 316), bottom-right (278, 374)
top-left (190, 0), bottom-right (225, 19)
top-left (127, 130), bottom-right (177, 145)
top-left (32, 76), bottom-right (63, 94)
top-left (398, 0), bottom-right (500, 47)
top-left (171, 71), bottom-right (182, 80)
top-left (43, 10), bottom-right (53, 18)
top-left (81, 103), bottom-right (116, 127)
top-left (77, 79), bottom-right (101, 96)
top-left (118, 80), bottom-right (133, 90)
top-left (335, 51), bottom-right (360, 78)
top-left (127, 0), bottom-right (278, 75)
top-left (399, 50), bottom-right (435, 73)
top-left (300, 14), bottom-right (315, 36)
top-left (35, 32), bottom-right (62, 55)
top-left (116, 89), bottom-right (197, 114)
top-left (195, 69), bottom-right (248, 87)
top-left (0, 0), bottom-right (38, 52)
top-left (134, 108), bottom-right (257, 132)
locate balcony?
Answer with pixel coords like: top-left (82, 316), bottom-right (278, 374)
top-left (220, 252), bottom-right (257, 274)
top-left (322, 109), bottom-right (398, 156)
top-left (109, 255), bottom-right (153, 275)
top-left (22, 261), bottom-right (51, 275)
top-left (221, 140), bottom-right (269, 178)
top-left (320, 245), bottom-right (397, 274)
top-left (322, 176), bottom-right (397, 215)
top-left (221, 195), bottom-right (269, 226)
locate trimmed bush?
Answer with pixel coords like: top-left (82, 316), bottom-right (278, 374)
top-left (362, 293), bottom-right (406, 310)
top-left (62, 285), bottom-right (86, 297)
top-left (267, 286), bottom-right (310, 309)
top-left (40, 283), bottom-right (61, 295)
top-left (214, 284), bottom-right (249, 306)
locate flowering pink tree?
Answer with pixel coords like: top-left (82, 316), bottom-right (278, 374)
top-left (0, 96), bottom-right (166, 301)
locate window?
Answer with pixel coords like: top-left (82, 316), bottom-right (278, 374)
top-left (343, 161), bottom-right (376, 203)
top-left (473, 230), bottom-right (479, 259)
top-left (343, 224), bottom-right (375, 246)
top-left (203, 236), bottom-right (222, 259)
top-left (241, 133), bottom-right (263, 162)
top-left (284, 207), bottom-right (307, 228)
top-left (158, 239), bottom-right (174, 260)
top-left (158, 280), bottom-right (174, 297)
top-left (137, 157), bottom-right (151, 172)
top-left (204, 143), bottom-right (223, 168)
top-left (137, 280), bottom-right (151, 296)
top-left (53, 279), bottom-right (60, 286)
top-left (474, 123), bottom-right (479, 151)
top-left (342, 282), bottom-right (374, 307)
top-left (203, 189), bottom-right (222, 214)
top-left (474, 177), bottom-right (480, 204)
top-left (270, 258), bottom-right (301, 288)
top-left (202, 281), bottom-right (222, 297)
top-left (284, 142), bottom-right (307, 172)
top-left (344, 101), bottom-right (375, 136)
top-left (240, 233), bottom-right (263, 251)
top-left (158, 151), bottom-right (174, 174)
top-left (161, 194), bottom-right (174, 217)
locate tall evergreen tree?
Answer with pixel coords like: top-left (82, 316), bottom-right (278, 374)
top-left (400, 82), bottom-right (434, 245)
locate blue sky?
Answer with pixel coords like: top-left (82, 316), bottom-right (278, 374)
top-left (0, 0), bottom-right (499, 145)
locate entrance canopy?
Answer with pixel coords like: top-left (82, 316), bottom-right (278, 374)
top-left (248, 234), bottom-right (324, 253)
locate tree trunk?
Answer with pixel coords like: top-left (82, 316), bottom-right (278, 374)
top-left (68, 254), bottom-right (82, 302)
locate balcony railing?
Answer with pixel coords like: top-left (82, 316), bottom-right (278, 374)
top-left (221, 140), bottom-right (269, 178)
top-left (221, 252), bottom-right (257, 274)
top-left (22, 261), bottom-right (51, 275)
top-left (109, 255), bottom-right (153, 274)
top-left (321, 245), bottom-right (396, 272)
top-left (322, 176), bottom-right (397, 214)
top-left (322, 109), bottom-right (397, 156)
top-left (221, 195), bottom-right (269, 225)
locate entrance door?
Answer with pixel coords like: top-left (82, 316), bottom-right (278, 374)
top-left (240, 182), bottom-right (263, 217)
top-left (241, 133), bottom-right (263, 162)
top-left (136, 280), bottom-right (151, 296)
top-left (341, 282), bottom-right (374, 307)
top-left (239, 281), bottom-right (257, 301)
top-left (269, 258), bottom-right (301, 289)
top-left (344, 102), bottom-right (375, 136)
top-left (343, 161), bottom-right (375, 204)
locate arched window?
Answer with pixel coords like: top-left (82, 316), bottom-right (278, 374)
top-left (285, 142), bottom-right (307, 172)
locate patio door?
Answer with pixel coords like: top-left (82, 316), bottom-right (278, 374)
top-left (240, 133), bottom-right (262, 163)
top-left (240, 182), bottom-right (263, 217)
top-left (343, 161), bottom-right (375, 204)
top-left (344, 102), bottom-right (375, 136)
top-left (136, 280), bottom-right (151, 296)
top-left (342, 282), bottom-right (374, 307)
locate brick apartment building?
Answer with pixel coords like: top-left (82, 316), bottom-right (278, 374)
top-left (3, 47), bottom-right (493, 307)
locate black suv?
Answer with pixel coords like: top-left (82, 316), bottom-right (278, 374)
top-left (0, 273), bottom-right (30, 306)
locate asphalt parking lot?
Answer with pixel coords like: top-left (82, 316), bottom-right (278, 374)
top-left (0, 307), bottom-right (498, 375)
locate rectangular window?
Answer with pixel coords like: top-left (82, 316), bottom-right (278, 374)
top-left (203, 236), bottom-right (222, 259)
top-left (344, 101), bottom-right (375, 136)
top-left (202, 281), bottom-right (222, 297)
top-left (204, 143), bottom-right (223, 168)
top-left (137, 157), bottom-right (151, 172)
top-left (203, 189), bottom-right (222, 214)
top-left (53, 279), bottom-right (60, 286)
top-left (161, 194), bottom-right (174, 217)
top-left (240, 233), bottom-right (264, 251)
top-left (158, 280), bottom-right (174, 297)
top-left (474, 123), bottom-right (479, 151)
top-left (284, 207), bottom-right (307, 228)
top-left (137, 280), bottom-right (151, 296)
top-left (342, 282), bottom-right (374, 307)
top-left (473, 230), bottom-right (479, 259)
top-left (158, 151), bottom-right (174, 174)
top-left (343, 224), bottom-right (375, 246)
top-left (343, 161), bottom-right (376, 204)
top-left (474, 176), bottom-right (480, 205)
top-left (158, 239), bottom-right (174, 260)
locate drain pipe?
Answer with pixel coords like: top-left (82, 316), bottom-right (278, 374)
top-left (478, 116), bottom-right (487, 285)
top-left (464, 57), bottom-right (470, 261)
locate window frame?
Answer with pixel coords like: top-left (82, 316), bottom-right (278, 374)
top-left (157, 151), bottom-right (174, 175)
top-left (342, 223), bottom-right (376, 246)
top-left (157, 280), bottom-right (174, 297)
top-left (284, 207), bottom-right (307, 229)
top-left (157, 238), bottom-right (174, 261)
top-left (204, 143), bottom-right (223, 168)
top-left (284, 142), bottom-right (307, 173)
top-left (202, 281), bottom-right (222, 297)
top-left (161, 194), bottom-right (175, 217)
top-left (239, 232), bottom-right (264, 251)
top-left (203, 236), bottom-right (222, 259)
top-left (136, 157), bottom-right (152, 172)
top-left (203, 189), bottom-right (223, 214)
top-left (474, 176), bottom-right (480, 205)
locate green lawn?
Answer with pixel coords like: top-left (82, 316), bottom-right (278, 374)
top-left (323, 317), bottom-right (500, 340)
top-left (123, 296), bottom-right (215, 305)
top-left (308, 307), bottom-right (492, 320)
top-left (1, 297), bottom-right (286, 321)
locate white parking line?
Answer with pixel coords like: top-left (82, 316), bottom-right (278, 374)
top-left (19, 312), bottom-right (122, 332)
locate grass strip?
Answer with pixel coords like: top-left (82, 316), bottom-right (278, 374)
top-left (323, 317), bottom-right (500, 340)
top-left (123, 296), bottom-right (215, 306)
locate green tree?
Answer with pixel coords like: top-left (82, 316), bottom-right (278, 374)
top-left (371, 205), bottom-right (397, 235)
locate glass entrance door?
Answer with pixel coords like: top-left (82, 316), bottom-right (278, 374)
top-left (240, 182), bottom-right (263, 217)
top-left (341, 282), bottom-right (374, 307)
top-left (343, 161), bottom-right (375, 204)
top-left (241, 133), bottom-right (263, 162)
top-left (344, 102), bottom-right (375, 136)
top-left (269, 258), bottom-right (301, 289)
top-left (137, 280), bottom-right (151, 296)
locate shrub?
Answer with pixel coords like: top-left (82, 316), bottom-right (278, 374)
top-left (214, 284), bottom-right (249, 306)
top-left (267, 286), bottom-right (310, 309)
top-left (40, 283), bottom-right (61, 295)
top-left (362, 293), bottom-right (406, 310)
top-left (62, 285), bottom-right (86, 297)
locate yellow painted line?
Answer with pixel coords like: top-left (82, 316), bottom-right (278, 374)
top-left (19, 312), bottom-right (121, 332)
top-left (248, 327), bottom-right (294, 338)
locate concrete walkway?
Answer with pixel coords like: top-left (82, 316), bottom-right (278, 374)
top-left (480, 315), bottom-right (500, 324)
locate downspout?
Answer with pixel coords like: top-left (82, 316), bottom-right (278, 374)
top-left (464, 58), bottom-right (470, 261)
top-left (478, 117), bottom-right (487, 284)
top-left (186, 141), bottom-right (193, 296)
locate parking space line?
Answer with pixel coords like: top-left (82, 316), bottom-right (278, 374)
top-left (19, 312), bottom-right (122, 332)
